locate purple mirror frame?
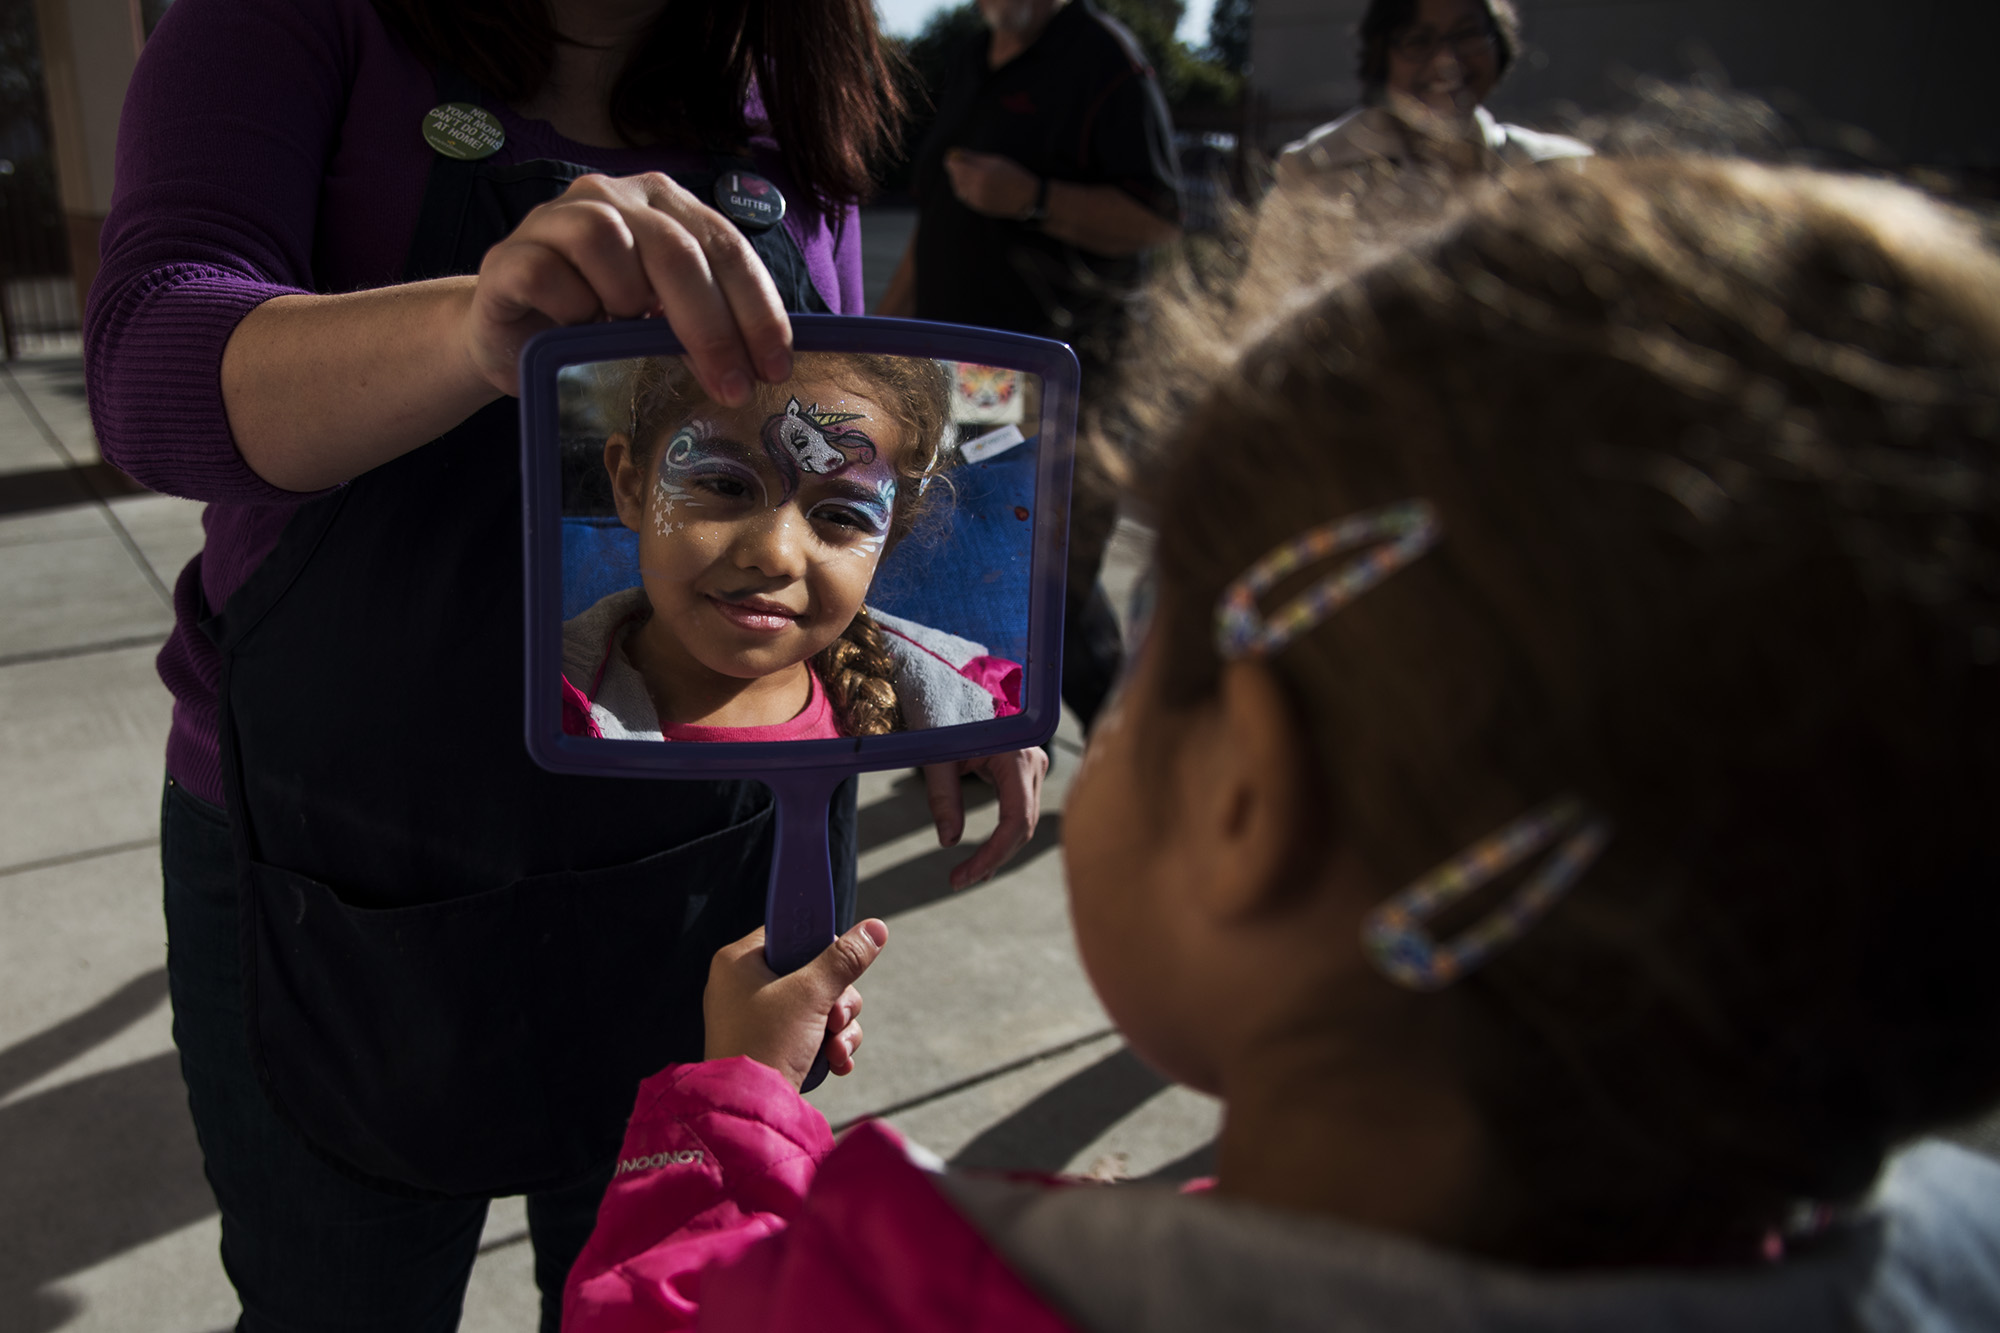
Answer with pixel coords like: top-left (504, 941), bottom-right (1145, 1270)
top-left (519, 314), bottom-right (1078, 780)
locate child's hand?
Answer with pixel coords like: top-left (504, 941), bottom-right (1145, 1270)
top-left (924, 748), bottom-right (1050, 890)
top-left (704, 920), bottom-right (889, 1089)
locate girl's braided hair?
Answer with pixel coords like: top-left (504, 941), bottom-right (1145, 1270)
top-left (624, 352), bottom-right (952, 736)
top-left (1111, 156), bottom-right (2000, 1265)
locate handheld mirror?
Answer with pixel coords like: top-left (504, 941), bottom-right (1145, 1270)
top-left (521, 316), bottom-right (1076, 1084)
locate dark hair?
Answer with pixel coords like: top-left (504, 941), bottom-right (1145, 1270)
top-left (1116, 157), bottom-right (2000, 1265)
top-left (623, 353), bottom-right (953, 736)
top-left (1357, 0), bottom-right (1521, 102)
top-left (371, 0), bottom-right (907, 212)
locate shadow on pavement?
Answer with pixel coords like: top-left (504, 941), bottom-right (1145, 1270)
top-left (858, 813), bottom-right (1062, 919)
top-left (1145, 1139), bottom-right (1218, 1184)
top-left (0, 971), bottom-right (217, 1333)
top-left (950, 1044), bottom-right (1171, 1175)
top-left (0, 970), bottom-right (169, 1098)
top-left (857, 770), bottom-right (998, 852)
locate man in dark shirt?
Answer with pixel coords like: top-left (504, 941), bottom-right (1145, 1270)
top-left (879, 0), bottom-right (1182, 730)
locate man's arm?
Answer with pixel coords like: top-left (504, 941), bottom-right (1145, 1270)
top-left (942, 150), bottom-right (1180, 258)
top-left (1043, 179), bottom-right (1180, 255)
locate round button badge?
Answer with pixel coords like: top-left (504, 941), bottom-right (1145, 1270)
top-left (714, 170), bottom-right (786, 230)
top-left (422, 103), bottom-right (505, 161)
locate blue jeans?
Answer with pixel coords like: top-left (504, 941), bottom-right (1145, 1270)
top-left (161, 778), bottom-right (610, 1332)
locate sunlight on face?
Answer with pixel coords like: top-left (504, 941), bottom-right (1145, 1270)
top-left (1385, 0), bottom-right (1499, 117)
top-left (622, 375), bottom-right (905, 684)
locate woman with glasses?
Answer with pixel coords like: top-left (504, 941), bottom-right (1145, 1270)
top-left (1273, 0), bottom-right (1589, 193)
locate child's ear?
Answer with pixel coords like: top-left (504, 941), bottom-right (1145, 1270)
top-left (604, 434), bottom-right (646, 533)
top-left (1179, 660), bottom-right (1309, 923)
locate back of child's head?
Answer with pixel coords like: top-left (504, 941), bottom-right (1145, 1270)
top-left (621, 352), bottom-right (952, 734)
top-left (1118, 156), bottom-right (2000, 1264)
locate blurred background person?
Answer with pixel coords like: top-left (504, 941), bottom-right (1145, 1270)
top-left (1274, 0), bottom-right (1589, 193)
top-left (877, 0), bottom-right (1183, 732)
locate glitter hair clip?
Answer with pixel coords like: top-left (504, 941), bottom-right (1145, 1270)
top-left (1362, 797), bottom-right (1611, 992)
top-left (1215, 500), bottom-right (1442, 660)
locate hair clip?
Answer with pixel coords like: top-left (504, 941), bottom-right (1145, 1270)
top-left (1215, 499), bottom-right (1441, 660)
top-left (1362, 797), bottom-right (1611, 992)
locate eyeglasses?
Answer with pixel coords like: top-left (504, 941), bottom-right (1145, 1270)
top-left (1388, 25), bottom-right (1497, 63)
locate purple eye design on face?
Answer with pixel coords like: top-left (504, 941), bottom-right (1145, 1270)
top-left (653, 425), bottom-right (767, 534)
top-left (761, 398), bottom-right (878, 500)
top-left (808, 477), bottom-right (897, 546)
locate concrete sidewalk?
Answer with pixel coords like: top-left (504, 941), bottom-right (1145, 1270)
top-left (0, 345), bottom-right (1208, 1331)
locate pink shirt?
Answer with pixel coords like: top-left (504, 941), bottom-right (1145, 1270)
top-left (658, 673), bottom-right (842, 743)
top-left (561, 604), bottom-right (845, 742)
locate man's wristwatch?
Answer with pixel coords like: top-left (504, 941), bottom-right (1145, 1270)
top-left (1022, 176), bottom-right (1049, 225)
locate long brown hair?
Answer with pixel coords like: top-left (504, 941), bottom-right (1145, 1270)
top-left (372, 0), bottom-right (908, 211)
top-left (1114, 157), bottom-right (2000, 1265)
top-left (623, 353), bottom-right (953, 736)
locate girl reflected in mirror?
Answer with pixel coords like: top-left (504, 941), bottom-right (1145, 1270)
top-left (562, 353), bottom-right (1024, 740)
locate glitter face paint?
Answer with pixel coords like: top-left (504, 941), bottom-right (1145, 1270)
top-left (653, 423), bottom-right (771, 535)
top-left (760, 397), bottom-right (881, 502)
top-left (612, 374), bottom-right (909, 723)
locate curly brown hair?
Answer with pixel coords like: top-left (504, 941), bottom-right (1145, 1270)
top-left (621, 353), bottom-right (952, 736)
top-left (1112, 157), bottom-right (2000, 1265)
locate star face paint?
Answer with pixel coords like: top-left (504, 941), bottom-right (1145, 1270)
top-left (654, 423), bottom-right (771, 532)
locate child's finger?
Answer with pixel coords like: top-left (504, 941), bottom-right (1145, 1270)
top-left (823, 1017), bottom-right (864, 1077)
top-left (825, 985), bottom-right (863, 1038)
top-left (708, 926), bottom-right (771, 979)
top-left (797, 919), bottom-right (888, 1006)
top-left (923, 762), bottom-right (967, 847)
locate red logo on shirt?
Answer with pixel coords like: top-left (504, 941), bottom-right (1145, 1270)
top-left (1000, 92), bottom-right (1036, 114)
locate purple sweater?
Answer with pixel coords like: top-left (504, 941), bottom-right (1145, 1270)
top-left (85, 0), bottom-right (865, 806)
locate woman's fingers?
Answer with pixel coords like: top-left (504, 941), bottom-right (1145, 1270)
top-left (631, 172), bottom-right (794, 385)
top-left (464, 172), bottom-right (793, 402)
top-left (947, 748), bottom-right (1049, 890)
top-left (617, 178), bottom-right (776, 404)
top-left (924, 761), bottom-right (968, 848)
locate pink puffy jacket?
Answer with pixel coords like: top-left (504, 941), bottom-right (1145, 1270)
top-left (563, 1058), bottom-right (1081, 1332)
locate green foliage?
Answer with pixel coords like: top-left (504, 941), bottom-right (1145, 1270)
top-left (1095, 0), bottom-right (1242, 112)
top-left (903, 2), bottom-right (987, 113)
top-left (1205, 0), bottom-right (1252, 75)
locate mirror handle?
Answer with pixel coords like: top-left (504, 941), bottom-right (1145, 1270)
top-left (761, 768), bottom-right (847, 1092)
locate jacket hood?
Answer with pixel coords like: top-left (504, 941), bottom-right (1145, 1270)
top-left (939, 1141), bottom-right (2000, 1333)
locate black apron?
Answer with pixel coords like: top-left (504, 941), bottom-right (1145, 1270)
top-left (203, 69), bottom-right (851, 1199)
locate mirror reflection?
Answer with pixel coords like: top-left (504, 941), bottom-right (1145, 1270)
top-left (557, 353), bottom-right (1041, 742)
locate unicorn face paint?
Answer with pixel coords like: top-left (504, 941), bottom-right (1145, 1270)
top-left (611, 375), bottom-right (909, 701)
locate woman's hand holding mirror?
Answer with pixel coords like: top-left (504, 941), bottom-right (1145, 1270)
top-left (926, 748), bottom-right (1050, 890)
top-left (466, 172), bottom-right (793, 403)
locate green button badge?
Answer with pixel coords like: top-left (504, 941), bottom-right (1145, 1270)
top-left (422, 103), bottom-right (505, 161)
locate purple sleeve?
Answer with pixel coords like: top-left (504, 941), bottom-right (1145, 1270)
top-left (84, 0), bottom-right (358, 503)
top-left (834, 209), bottom-right (865, 315)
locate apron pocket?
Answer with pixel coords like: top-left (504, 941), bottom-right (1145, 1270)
top-left (242, 804), bottom-right (772, 1197)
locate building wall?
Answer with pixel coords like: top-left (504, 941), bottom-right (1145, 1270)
top-left (31, 0), bottom-right (141, 303)
top-left (1248, 0), bottom-right (1999, 171)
